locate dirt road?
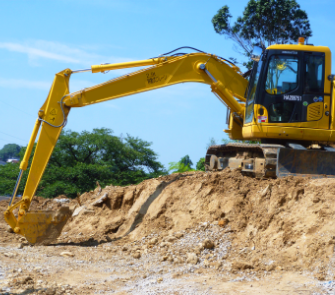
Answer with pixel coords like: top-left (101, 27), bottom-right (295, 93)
top-left (1, 169), bottom-right (335, 294)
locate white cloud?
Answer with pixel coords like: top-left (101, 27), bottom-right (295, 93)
top-left (0, 42), bottom-right (80, 63)
top-left (0, 40), bottom-right (132, 66)
top-left (0, 78), bottom-right (49, 90)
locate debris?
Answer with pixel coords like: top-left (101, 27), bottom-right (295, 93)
top-left (186, 253), bottom-right (198, 265)
top-left (148, 238), bottom-right (158, 245)
top-left (4, 252), bottom-right (17, 258)
top-left (164, 235), bottom-right (177, 243)
top-left (160, 242), bottom-right (171, 248)
top-left (6, 226), bottom-right (14, 233)
top-left (92, 193), bottom-right (108, 206)
top-left (54, 198), bottom-right (70, 203)
top-left (203, 238), bottom-right (215, 249)
top-left (174, 232), bottom-right (184, 238)
top-left (132, 252), bottom-right (141, 259)
top-left (60, 251), bottom-right (75, 257)
top-left (72, 206), bottom-right (85, 217)
top-left (218, 218), bottom-right (229, 227)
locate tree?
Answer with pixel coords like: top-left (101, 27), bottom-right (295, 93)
top-left (196, 158), bottom-right (205, 171)
top-left (168, 155), bottom-right (194, 173)
top-left (0, 128), bottom-right (167, 198)
top-left (212, 0), bottom-right (312, 69)
top-left (179, 155), bottom-right (193, 169)
top-left (0, 144), bottom-right (22, 161)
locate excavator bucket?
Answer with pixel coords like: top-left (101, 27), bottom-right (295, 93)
top-left (17, 207), bottom-right (72, 245)
top-left (277, 148), bottom-right (335, 178)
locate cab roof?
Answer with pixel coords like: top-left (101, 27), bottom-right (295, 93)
top-left (267, 44), bottom-right (331, 54)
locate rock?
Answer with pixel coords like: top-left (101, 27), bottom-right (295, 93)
top-left (122, 246), bottom-right (128, 252)
top-left (203, 259), bottom-right (210, 268)
top-left (72, 206), bottom-right (85, 217)
top-left (45, 288), bottom-right (56, 295)
top-left (22, 276), bottom-right (33, 284)
top-left (174, 232), bottom-right (184, 239)
top-left (214, 261), bottom-right (222, 270)
top-left (160, 242), bottom-right (172, 248)
top-left (194, 247), bottom-right (201, 255)
top-left (266, 264), bottom-right (276, 271)
top-left (157, 277), bottom-right (163, 283)
top-left (164, 236), bottom-right (177, 243)
top-left (17, 243), bottom-right (23, 249)
top-left (186, 253), bottom-right (198, 265)
top-left (54, 198), bottom-right (70, 203)
top-left (105, 236), bottom-right (112, 242)
top-left (200, 222), bottom-right (209, 228)
top-left (4, 252), bottom-right (16, 258)
top-left (203, 238), bottom-right (215, 249)
top-left (148, 237), bottom-right (158, 245)
top-left (218, 218), bottom-right (229, 227)
top-left (221, 253), bottom-right (228, 259)
top-left (232, 261), bottom-right (254, 270)
top-left (92, 193), bottom-right (108, 206)
top-left (132, 252), bottom-right (141, 259)
top-left (6, 226), bottom-right (14, 233)
top-left (161, 256), bottom-right (168, 261)
top-left (60, 251), bottom-right (74, 257)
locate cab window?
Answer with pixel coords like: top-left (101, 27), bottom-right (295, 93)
top-left (304, 55), bottom-right (324, 93)
top-left (265, 55), bottom-right (299, 95)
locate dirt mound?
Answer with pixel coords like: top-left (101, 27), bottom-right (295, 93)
top-left (3, 169), bottom-right (335, 280)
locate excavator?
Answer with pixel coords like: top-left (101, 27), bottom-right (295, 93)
top-left (4, 38), bottom-right (335, 245)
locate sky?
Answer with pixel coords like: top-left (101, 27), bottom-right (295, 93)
top-left (0, 0), bottom-right (334, 170)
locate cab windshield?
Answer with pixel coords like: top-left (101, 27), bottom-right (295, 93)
top-left (265, 55), bottom-right (299, 95)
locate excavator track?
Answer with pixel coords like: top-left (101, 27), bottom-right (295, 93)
top-left (205, 143), bottom-right (335, 178)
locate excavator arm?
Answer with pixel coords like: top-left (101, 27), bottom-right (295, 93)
top-left (4, 51), bottom-right (248, 244)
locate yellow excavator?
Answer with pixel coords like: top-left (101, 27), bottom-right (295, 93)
top-left (5, 38), bottom-right (335, 244)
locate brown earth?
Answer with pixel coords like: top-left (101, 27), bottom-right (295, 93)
top-left (1, 168), bottom-right (335, 294)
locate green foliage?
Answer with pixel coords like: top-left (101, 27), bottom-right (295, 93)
top-left (0, 143), bottom-right (22, 161)
top-left (196, 158), bottom-right (205, 171)
top-left (0, 163), bottom-right (22, 196)
top-left (179, 155), bottom-right (193, 169)
top-left (168, 154), bottom-right (195, 173)
top-left (168, 162), bottom-right (195, 174)
top-left (212, 0), bottom-right (312, 69)
top-left (0, 128), bottom-right (167, 198)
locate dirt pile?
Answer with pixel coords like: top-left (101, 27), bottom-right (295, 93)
top-left (2, 168), bottom-right (335, 281)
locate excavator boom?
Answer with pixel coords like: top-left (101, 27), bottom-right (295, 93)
top-left (4, 51), bottom-right (248, 244)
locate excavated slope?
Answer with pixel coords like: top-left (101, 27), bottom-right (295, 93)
top-left (2, 168), bottom-right (335, 280)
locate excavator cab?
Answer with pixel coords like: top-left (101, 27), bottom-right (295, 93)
top-left (243, 41), bottom-right (332, 142)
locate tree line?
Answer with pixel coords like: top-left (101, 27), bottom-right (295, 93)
top-left (0, 129), bottom-right (205, 198)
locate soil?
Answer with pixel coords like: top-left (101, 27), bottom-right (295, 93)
top-left (1, 168), bottom-right (335, 294)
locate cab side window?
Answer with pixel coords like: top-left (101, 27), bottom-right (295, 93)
top-left (304, 55), bottom-right (324, 94)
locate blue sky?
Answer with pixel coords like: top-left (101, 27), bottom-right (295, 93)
top-left (0, 0), bottom-right (334, 169)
